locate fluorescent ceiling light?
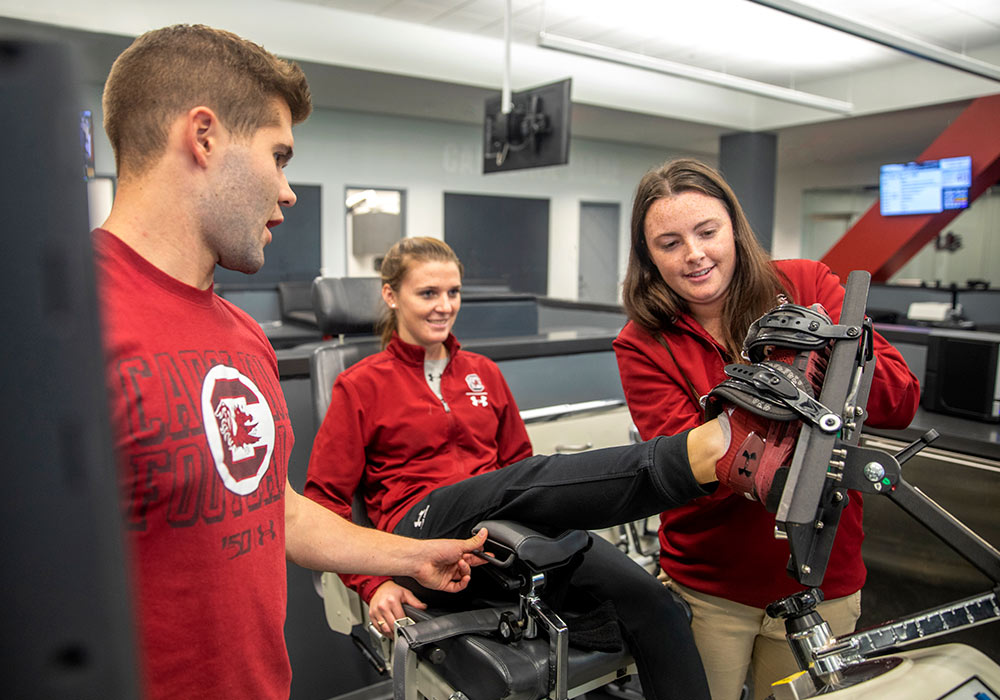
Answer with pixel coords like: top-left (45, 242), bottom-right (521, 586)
top-left (748, 0), bottom-right (1000, 83)
top-left (537, 31), bottom-right (855, 114)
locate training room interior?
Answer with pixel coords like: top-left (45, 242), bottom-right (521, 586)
top-left (2, 1), bottom-right (999, 699)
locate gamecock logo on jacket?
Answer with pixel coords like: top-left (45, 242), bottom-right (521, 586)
top-left (465, 373), bottom-right (485, 392)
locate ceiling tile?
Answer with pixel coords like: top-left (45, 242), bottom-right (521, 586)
top-left (290, 0), bottom-right (1000, 87)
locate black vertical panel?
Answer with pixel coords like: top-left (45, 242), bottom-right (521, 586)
top-left (1, 40), bottom-right (139, 698)
top-left (444, 192), bottom-right (549, 295)
top-left (720, 131), bottom-right (777, 253)
top-left (214, 183), bottom-right (322, 286)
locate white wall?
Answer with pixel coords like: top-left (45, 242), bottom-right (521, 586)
top-left (773, 155), bottom-right (890, 261)
top-left (290, 107), bottom-right (717, 299)
top-left (796, 182), bottom-right (999, 286)
top-left (87, 71), bottom-right (710, 300)
top-left (100, 75), bottom-right (989, 296)
top-left (91, 67), bottom-right (989, 295)
top-left (895, 191), bottom-right (1000, 285)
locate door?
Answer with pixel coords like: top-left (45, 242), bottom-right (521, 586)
top-left (579, 201), bottom-right (620, 304)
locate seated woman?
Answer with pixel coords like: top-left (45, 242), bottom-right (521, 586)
top-left (305, 237), bottom-right (738, 700)
top-left (612, 158), bottom-right (921, 700)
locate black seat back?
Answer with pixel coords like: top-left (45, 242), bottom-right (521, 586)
top-left (309, 274), bottom-right (384, 424)
top-left (309, 276), bottom-right (385, 526)
top-left (311, 276), bottom-right (382, 337)
top-left (277, 280), bottom-right (316, 326)
top-left (310, 341), bottom-right (382, 427)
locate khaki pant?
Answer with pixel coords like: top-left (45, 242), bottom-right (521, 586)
top-left (661, 576), bottom-right (861, 700)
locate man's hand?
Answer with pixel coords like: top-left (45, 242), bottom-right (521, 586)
top-left (411, 528), bottom-right (488, 593)
top-left (284, 488), bottom-right (490, 595)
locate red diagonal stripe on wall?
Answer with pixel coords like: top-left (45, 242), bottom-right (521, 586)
top-left (820, 93), bottom-right (1000, 283)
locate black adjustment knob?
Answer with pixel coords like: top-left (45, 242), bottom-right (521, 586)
top-left (498, 611), bottom-right (523, 644)
top-left (427, 645), bottom-right (447, 665)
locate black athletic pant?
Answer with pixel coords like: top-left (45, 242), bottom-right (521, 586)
top-left (392, 433), bottom-right (713, 700)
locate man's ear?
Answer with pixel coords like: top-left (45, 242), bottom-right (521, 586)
top-left (185, 106), bottom-right (220, 168)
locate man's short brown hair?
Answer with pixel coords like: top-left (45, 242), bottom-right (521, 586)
top-left (103, 24), bottom-right (312, 177)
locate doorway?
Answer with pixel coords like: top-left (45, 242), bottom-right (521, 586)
top-left (579, 201), bottom-right (620, 304)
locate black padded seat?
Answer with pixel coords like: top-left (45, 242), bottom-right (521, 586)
top-left (405, 605), bottom-right (634, 700)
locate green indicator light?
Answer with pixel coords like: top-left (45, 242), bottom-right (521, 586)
top-left (882, 477), bottom-right (891, 486)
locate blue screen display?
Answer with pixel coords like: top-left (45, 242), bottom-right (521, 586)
top-left (880, 155), bottom-right (972, 216)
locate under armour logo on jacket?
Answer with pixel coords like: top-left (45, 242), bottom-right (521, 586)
top-left (414, 505), bottom-right (430, 529)
top-left (738, 450), bottom-right (757, 477)
top-left (470, 395), bottom-right (489, 407)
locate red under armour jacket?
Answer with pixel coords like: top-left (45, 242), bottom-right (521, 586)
top-left (306, 333), bottom-right (533, 602)
top-left (613, 259), bottom-right (920, 608)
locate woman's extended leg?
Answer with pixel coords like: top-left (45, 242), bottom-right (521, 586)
top-left (391, 433), bottom-right (715, 700)
top-left (394, 433), bottom-right (711, 540)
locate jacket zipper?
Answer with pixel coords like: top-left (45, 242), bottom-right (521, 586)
top-left (431, 359), bottom-right (451, 413)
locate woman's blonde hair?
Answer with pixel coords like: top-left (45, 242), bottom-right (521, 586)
top-left (621, 158), bottom-right (789, 361)
top-left (377, 237), bottom-right (464, 348)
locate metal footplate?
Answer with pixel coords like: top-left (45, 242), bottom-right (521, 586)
top-left (774, 270), bottom-right (876, 587)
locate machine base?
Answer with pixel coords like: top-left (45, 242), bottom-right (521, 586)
top-left (769, 644), bottom-right (1000, 700)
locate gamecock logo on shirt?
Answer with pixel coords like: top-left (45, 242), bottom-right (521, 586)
top-left (201, 364), bottom-right (276, 496)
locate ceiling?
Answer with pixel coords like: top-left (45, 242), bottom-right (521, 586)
top-left (297, 0), bottom-right (1000, 85)
top-left (1, 0), bottom-right (997, 167)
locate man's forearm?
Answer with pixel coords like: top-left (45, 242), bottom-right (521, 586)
top-left (284, 487), bottom-right (427, 575)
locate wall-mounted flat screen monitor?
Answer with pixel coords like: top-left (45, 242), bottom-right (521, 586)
top-left (879, 155), bottom-right (972, 216)
top-left (483, 78), bottom-right (571, 174)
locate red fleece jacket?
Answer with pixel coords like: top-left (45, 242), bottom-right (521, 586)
top-left (614, 259), bottom-right (920, 607)
top-left (306, 333), bottom-right (532, 601)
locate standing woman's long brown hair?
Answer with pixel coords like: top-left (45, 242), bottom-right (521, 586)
top-left (621, 159), bottom-right (789, 361)
top-left (376, 237), bottom-right (465, 348)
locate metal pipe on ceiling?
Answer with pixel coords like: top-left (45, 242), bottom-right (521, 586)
top-left (537, 31), bottom-right (856, 114)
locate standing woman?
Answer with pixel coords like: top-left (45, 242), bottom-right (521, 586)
top-left (613, 159), bottom-right (920, 700)
top-left (306, 236), bottom-right (720, 700)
